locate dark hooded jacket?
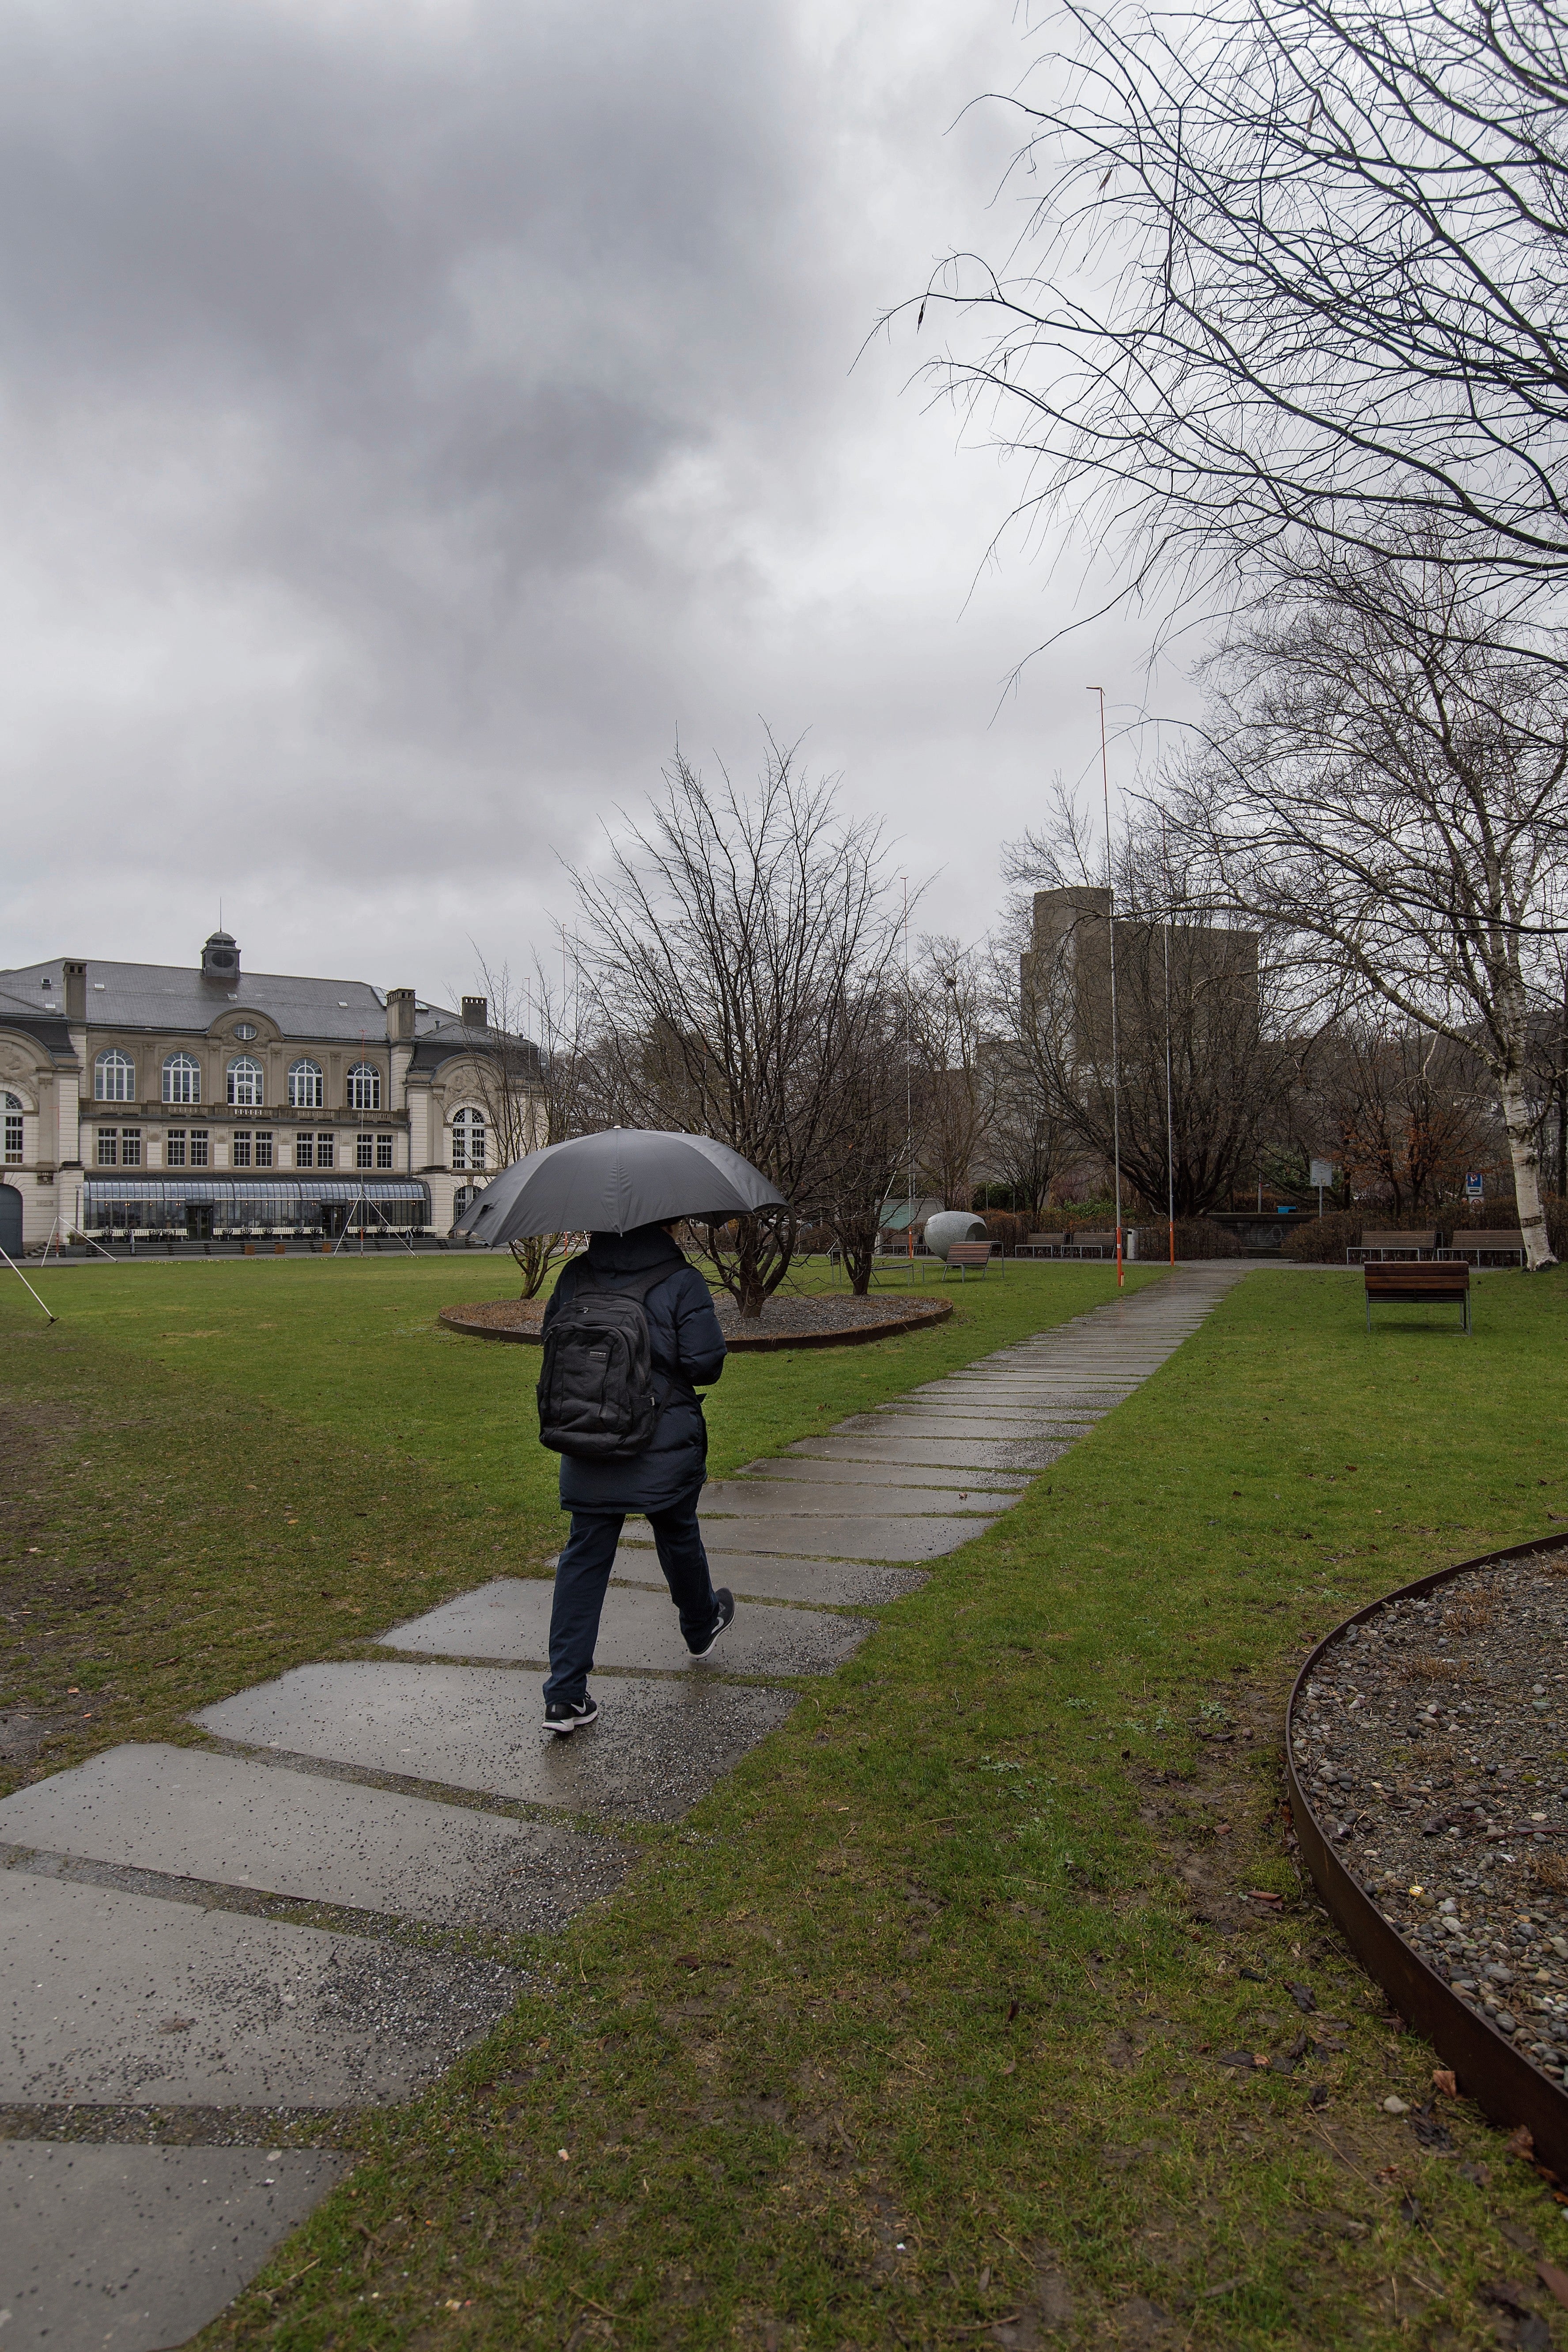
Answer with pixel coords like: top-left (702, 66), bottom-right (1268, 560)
top-left (541, 1223), bottom-right (727, 1514)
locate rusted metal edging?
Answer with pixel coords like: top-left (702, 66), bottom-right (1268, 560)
top-left (1286, 1531), bottom-right (1568, 2178)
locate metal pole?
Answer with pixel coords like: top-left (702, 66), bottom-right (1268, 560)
top-left (1161, 814), bottom-right (1175, 1267)
top-left (0, 1243), bottom-right (57, 1323)
top-left (903, 875), bottom-right (914, 1283)
top-left (1088, 688), bottom-right (1124, 1287)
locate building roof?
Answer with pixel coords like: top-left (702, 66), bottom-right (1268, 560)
top-left (0, 1002), bottom-right (77, 1062)
top-left (0, 957), bottom-right (465, 1046)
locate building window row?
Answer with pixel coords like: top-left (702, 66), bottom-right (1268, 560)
top-left (3, 1092), bottom-right (23, 1163)
top-left (93, 1126), bottom-right (398, 1171)
top-left (94, 1050), bottom-right (384, 1111)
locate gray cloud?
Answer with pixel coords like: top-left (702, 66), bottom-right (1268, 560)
top-left (0, 0), bottom-right (1176, 997)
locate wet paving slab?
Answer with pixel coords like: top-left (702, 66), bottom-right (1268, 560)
top-left (2, 2142), bottom-right (350, 2352)
top-left (609, 1549), bottom-right (926, 1606)
top-left (0, 1744), bottom-right (627, 1932)
top-left (0, 1871), bottom-right (521, 2108)
top-left (376, 1577), bottom-right (870, 1676)
top-left (733, 1457), bottom-right (1029, 1491)
top-left (786, 1434), bottom-right (1071, 1470)
top-left (197, 1661), bottom-right (798, 1823)
top-left (619, 1512), bottom-right (997, 1563)
top-left (698, 1477), bottom-right (1016, 1516)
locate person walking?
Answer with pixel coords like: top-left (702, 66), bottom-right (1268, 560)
top-left (537, 1218), bottom-right (733, 1735)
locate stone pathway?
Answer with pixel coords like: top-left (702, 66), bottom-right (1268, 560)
top-left (0, 1265), bottom-right (1246, 2348)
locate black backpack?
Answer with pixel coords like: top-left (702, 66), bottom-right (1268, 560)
top-left (537, 1263), bottom-right (676, 1460)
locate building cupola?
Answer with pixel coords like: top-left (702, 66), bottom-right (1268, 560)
top-left (201, 929), bottom-right (240, 984)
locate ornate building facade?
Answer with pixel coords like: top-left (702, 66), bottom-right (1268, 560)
top-left (0, 932), bottom-right (540, 1251)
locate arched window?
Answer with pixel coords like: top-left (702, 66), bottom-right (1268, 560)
top-left (94, 1048), bottom-right (135, 1102)
top-left (162, 1052), bottom-right (201, 1105)
top-left (3, 1091), bottom-right (23, 1163)
top-left (346, 1061), bottom-right (381, 1111)
top-left (287, 1059), bottom-right (324, 1110)
top-left (451, 1106), bottom-right (487, 1170)
top-left (227, 1055), bottom-right (264, 1108)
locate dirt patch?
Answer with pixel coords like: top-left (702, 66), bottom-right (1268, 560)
top-left (439, 1293), bottom-right (954, 1352)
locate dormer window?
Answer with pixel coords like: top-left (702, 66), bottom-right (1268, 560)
top-left (232, 1022), bottom-right (258, 1042)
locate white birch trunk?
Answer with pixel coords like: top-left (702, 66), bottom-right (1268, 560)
top-left (1497, 1063), bottom-right (1556, 1269)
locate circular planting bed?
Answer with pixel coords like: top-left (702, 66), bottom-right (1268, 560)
top-left (438, 1291), bottom-right (953, 1352)
top-left (1287, 1535), bottom-right (1568, 2177)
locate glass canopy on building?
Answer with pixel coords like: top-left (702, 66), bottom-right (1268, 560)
top-left (81, 1177), bottom-right (431, 1234)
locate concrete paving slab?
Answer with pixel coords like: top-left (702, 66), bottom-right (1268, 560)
top-left (699, 1479), bottom-right (1016, 1516)
top-left (0, 1871), bottom-right (521, 2108)
top-left (787, 1435), bottom-right (1068, 1470)
top-left (377, 1579), bottom-right (869, 1678)
top-left (734, 1457), bottom-right (1029, 1491)
top-left (611, 1552), bottom-right (925, 1606)
top-left (0, 1744), bottom-right (625, 1932)
top-left (857, 1412), bottom-right (1088, 1435)
top-left (198, 1664), bottom-right (796, 1823)
top-left (3, 2141), bottom-right (349, 2352)
top-left (618, 1513), bottom-right (994, 1562)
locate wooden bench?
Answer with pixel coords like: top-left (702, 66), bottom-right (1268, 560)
top-left (1438, 1229), bottom-right (1526, 1267)
top-left (945, 1239), bottom-right (997, 1280)
top-left (1348, 1229), bottom-right (1437, 1264)
top-left (1364, 1261), bottom-right (1471, 1333)
top-left (1063, 1230), bottom-right (1116, 1260)
top-left (1016, 1231), bottom-right (1064, 1258)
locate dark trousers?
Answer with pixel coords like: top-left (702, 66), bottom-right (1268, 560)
top-left (545, 1492), bottom-right (718, 1704)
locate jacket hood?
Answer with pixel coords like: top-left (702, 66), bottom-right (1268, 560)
top-left (583, 1223), bottom-right (686, 1276)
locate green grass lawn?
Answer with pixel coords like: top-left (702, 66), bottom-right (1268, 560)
top-left (3, 1255), bottom-right (1567, 2348)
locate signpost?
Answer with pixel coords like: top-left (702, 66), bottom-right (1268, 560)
top-left (1466, 1171), bottom-right (1485, 1203)
top-left (1309, 1158), bottom-right (1335, 1220)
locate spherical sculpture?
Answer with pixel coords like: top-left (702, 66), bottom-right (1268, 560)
top-left (922, 1210), bottom-right (988, 1261)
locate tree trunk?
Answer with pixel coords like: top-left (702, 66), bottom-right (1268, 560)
top-left (1497, 1064), bottom-right (1556, 1270)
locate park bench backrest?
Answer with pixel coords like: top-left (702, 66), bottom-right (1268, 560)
top-left (1072, 1231), bottom-right (1115, 1248)
top-left (946, 1240), bottom-right (993, 1265)
top-left (1361, 1229), bottom-right (1436, 1251)
top-left (1446, 1231), bottom-right (1524, 1252)
top-left (1364, 1261), bottom-right (1467, 1284)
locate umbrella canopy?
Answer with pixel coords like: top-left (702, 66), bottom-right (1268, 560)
top-left (452, 1129), bottom-right (786, 1242)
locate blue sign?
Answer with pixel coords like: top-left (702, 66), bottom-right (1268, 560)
top-left (1465, 1172), bottom-right (1484, 1201)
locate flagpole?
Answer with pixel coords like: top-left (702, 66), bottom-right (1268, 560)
top-left (1088, 688), bottom-right (1124, 1288)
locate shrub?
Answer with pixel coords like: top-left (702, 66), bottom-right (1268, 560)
top-left (1173, 1219), bottom-right (1245, 1259)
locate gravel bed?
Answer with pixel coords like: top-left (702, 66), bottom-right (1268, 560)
top-left (442, 1292), bottom-right (951, 1348)
top-left (1292, 1552), bottom-right (1568, 2085)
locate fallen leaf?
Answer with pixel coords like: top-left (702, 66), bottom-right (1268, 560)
top-left (1432, 2068), bottom-right (1457, 2097)
top-left (1538, 2262), bottom-right (1568, 2311)
top-left (1509, 2124), bottom-right (1537, 2161)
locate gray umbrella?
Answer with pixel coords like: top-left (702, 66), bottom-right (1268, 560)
top-left (452, 1129), bottom-right (786, 1242)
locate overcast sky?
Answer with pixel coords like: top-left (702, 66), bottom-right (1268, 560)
top-left (0, 0), bottom-right (1179, 1007)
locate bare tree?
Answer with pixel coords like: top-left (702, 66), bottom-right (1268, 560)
top-left (907, 936), bottom-right (994, 1211)
top-left (812, 984), bottom-right (913, 1293)
top-left (1167, 541), bottom-right (1568, 1262)
top-left (568, 741), bottom-right (906, 1315)
top-left (1315, 1023), bottom-right (1498, 1216)
top-left (465, 951), bottom-right (607, 1296)
top-left (1006, 798), bottom-right (1293, 1213)
top-left (902, 0), bottom-right (1568, 605)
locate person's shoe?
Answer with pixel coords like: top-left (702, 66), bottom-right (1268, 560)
top-left (543, 1692), bottom-right (600, 1737)
top-left (687, 1589), bottom-right (736, 1658)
